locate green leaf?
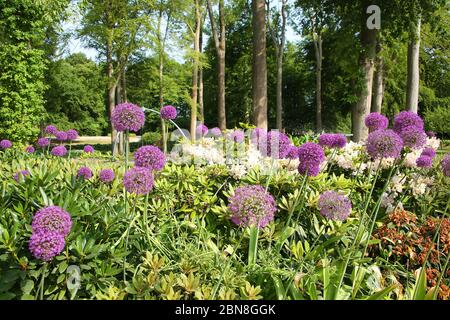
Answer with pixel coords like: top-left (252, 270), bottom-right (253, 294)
top-left (412, 268), bottom-right (428, 300)
top-left (365, 285), bottom-right (397, 300)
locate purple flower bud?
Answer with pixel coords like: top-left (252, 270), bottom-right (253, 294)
top-left (416, 155), bottom-right (433, 168)
top-left (99, 169), bottom-right (115, 183)
top-left (111, 103), bottom-right (145, 132)
top-left (29, 231), bottom-right (65, 262)
top-left (123, 167), bottom-right (154, 195)
top-left (318, 191), bottom-right (352, 221)
top-left (66, 129), bottom-right (79, 141)
top-left (37, 137), bottom-right (50, 148)
top-left (365, 112), bottom-right (389, 132)
top-left (51, 145), bottom-right (68, 157)
top-left (25, 146), bottom-right (35, 154)
top-left (32, 206), bottom-right (72, 236)
top-left (45, 125), bottom-right (58, 135)
top-left (77, 167), bottom-right (93, 180)
top-left (134, 145), bottom-right (166, 171)
top-left (297, 142), bottom-right (325, 176)
top-left (0, 139), bottom-right (12, 149)
top-left (160, 105), bottom-right (177, 120)
top-left (83, 145), bottom-right (94, 154)
top-left (366, 129), bottom-right (403, 159)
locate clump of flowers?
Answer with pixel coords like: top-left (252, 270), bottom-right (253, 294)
top-left (393, 111), bottom-right (424, 134)
top-left (45, 125), bottom-right (58, 135)
top-left (25, 146), bottom-right (35, 154)
top-left (264, 131), bottom-right (291, 159)
top-left (111, 103), bottom-right (145, 132)
top-left (421, 147), bottom-right (436, 158)
top-left (55, 131), bottom-right (68, 142)
top-left (29, 231), bottom-right (65, 262)
top-left (77, 167), bottom-right (93, 180)
top-left (123, 167), bottom-right (154, 195)
top-left (297, 142), bottom-right (325, 176)
top-left (318, 191), bottom-right (352, 221)
top-left (228, 185), bottom-right (276, 229)
top-left (416, 155), bottom-right (433, 169)
top-left (66, 129), bottom-right (79, 141)
top-left (366, 129), bottom-right (403, 159)
top-left (37, 137), bottom-right (50, 148)
top-left (286, 145), bottom-right (299, 160)
top-left (84, 145), bottom-right (94, 154)
top-left (0, 139), bottom-right (12, 149)
top-left (51, 145), bottom-right (67, 157)
top-left (31, 206), bottom-right (72, 236)
top-left (99, 169), bottom-right (115, 183)
top-left (229, 130), bottom-right (245, 143)
top-left (365, 112), bottom-right (389, 132)
top-left (318, 133), bottom-right (347, 149)
top-left (399, 126), bottom-right (426, 149)
top-left (134, 145), bottom-right (166, 171)
top-left (210, 127), bottom-right (222, 137)
top-left (196, 124), bottom-right (208, 137)
top-left (441, 153), bottom-right (450, 177)
top-left (160, 105), bottom-right (177, 120)
top-left (14, 170), bottom-right (30, 182)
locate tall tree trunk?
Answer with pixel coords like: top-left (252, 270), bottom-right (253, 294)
top-left (313, 31), bottom-right (323, 132)
top-left (252, 0), bottom-right (268, 130)
top-left (406, 18), bottom-right (421, 114)
top-left (106, 40), bottom-right (118, 155)
top-left (116, 74), bottom-right (124, 154)
top-left (275, 0), bottom-right (287, 132)
top-left (198, 18), bottom-right (204, 121)
top-left (190, 0), bottom-right (201, 142)
top-left (207, 0), bottom-right (226, 130)
top-left (372, 44), bottom-right (384, 113)
top-left (352, 4), bottom-right (377, 142)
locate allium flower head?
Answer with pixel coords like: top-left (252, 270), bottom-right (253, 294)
top-left (29, 231), bottom-right (65, 262)
top-left (160, 105), bottom-right (177, 120)
top-left (297, 142), bottom-right (325, 177)
top-left (37, 137), bottom-right (50, 148)
top-left (111, 103), bottom-right (145, 132)
top-left (25, 146), bottom-right (35, 154)
top-left (210, 127), bottom-right (222, 137)
top-left (393, 111), bottom-right (424, 134)
top-left (318, 133), bottom-right (347, 149)
top-left (365, 112), bottom-right (389, 132)
top-left (123, 167), bottom-right (154, 195)
top-left (77, 167), bottom-right (93, 180)
top-left (196, 124), bottom-right (208, 137)
top-left (318, 191), bottom-right (352, 221)
top-left (441, 153), bottom-right (450, 177)
top-left (416, 155), bottom-right (433, 168)
top-left (228, 185), bottom-right (276, 229)
top-left (134, 145), bottom-right (166, 171)
top-left (55, 131), bottom-right (68, 141)
top-left (0, 139), bottom-right (12, 149)
top-left (399, 126), bottom-right (426, 149)
top-left (426, 131), bottom-right (436, 138)
top-left (51, 145), bottom-right (67, 157)
top-left (83, 145), bottom-right (94, 154)
top-left (99, 169), bottom-right (115, 183)
top-left (286, 145), bottom-right (300, 160)
top-left (32, 206), bottom-right (72, 236)
top-left (229, 130), bottom-right (245, 143)
top-left (14, 170), bottom-right (30, 182)
top-left (66, 129), bottom-right (79, 141)
top-left (45, 125), bottom-right (58, 135)
top-left (366, 129), bottom-right (403, 159)
top-left (421, 147), bottom-right (436, 158)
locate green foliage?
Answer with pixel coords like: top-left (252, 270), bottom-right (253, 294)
top-left (141, 131), bottom-right (162, 145)
top-left (424, 106), bottom-right (450, 137)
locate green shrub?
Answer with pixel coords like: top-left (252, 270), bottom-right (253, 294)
top-left (424, 105), bottom-right (450, 137)
top-left (141, 131), bottom-right (162, 145)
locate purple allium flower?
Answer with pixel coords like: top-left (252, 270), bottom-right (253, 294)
top-left (32, 206), bottom-right (72, 236)
top-left (134, 145), bottom-right (166, 171)
top-left (14, 170), bottom-right (30, 182)
top-left (416, 155), bottom-right (433, 168)
top-left (111, 103), bottom-right (145, 132)
top-left (99, 169), bottom-right (115, 183)
top-left (286, 145), bottom-right (300, 160)
top-left (0, 139), bottom-right (12, 149)
top-left (441, 153), bottom-right (450, 177)
top-left (51, 145), bottom-right (68, 157)
top-left (123, 167), bottom-right (154, 195)
top-left (228, 185), bottom-right (276, 229)
top-left (44, 125), bottom-right (58, 135)
top-left (55, 131), bottom-right (68, 141)
top-left (263, 131), bottom-right (291, 159)
top-left (365, 112), bottom-right (389, 132)
top-left (196, 124), bottom-right (208, 137)
top-left (77, 167), bottom-right (93, 180)
top-left (83, 145), bottom-right (94, 154)
top-left (393, 111), bottom-right (424, 134)
top-left (210, 127), bottom-right (222, 137)
top-left (421, 147), bottom-right (436, 158)
top-left (297, 142), bottom-right (325, 177)
top-left (318, 191), bottom-right (352, 221)
top-left (66, 129), bottom-right (79, 141)
top-left (29, 231), bottom-right (65, 262)
top-left (399, 126), bottom-right (426, 149)
top-left (160, 105), bottom-right (177, 120)
top-left (25, 146), bottom-right (35, 154)
top-left (229, 130), bottom-right (245, 143)
top-left (318, 133), bottom-right (347, 149)
top-left (426, 131), bottom-right (436, 138)
top-left (366, 129), bottom-right (403, 159)
top-left (37, 137), bottom-right (50, 148)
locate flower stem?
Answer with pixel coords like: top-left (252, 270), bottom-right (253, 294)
top-left (40, 263), bottom-right (47, 300)
top-left (248, 226), bottom-right (259, 266)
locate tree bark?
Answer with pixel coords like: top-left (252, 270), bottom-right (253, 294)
top-left (106, 38), bottom-right (118, 155)
top-left (406, 18), bottom-right (421, 114)
top-left (190, 0), bottom-right (201, 142)
top-left (313, 31), bottom-right (323, 132)
top-left (207, 0), bottom-right (226, 130)
top-left (371, 45), bottom-right (384, 113)
top-left (274, 0), bottom-right (287, 132)
top-left (352, 4), bottom-right (377, 142)
top-left (252, 0), bottom-right (268, 130)
top-left (199, 17), bottom-right (204, 121)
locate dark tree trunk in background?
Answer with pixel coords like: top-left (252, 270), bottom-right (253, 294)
top-left (252, 0), bottom-right (268, 130)
top-left (372, 43), bottom-right (384, 113)
top-left (406, 18), bottom-right (421, 114)
top-left (313, 31), bottom-right (323, 132)
top-left (190, 0), bottom-right (201, 142)
top-left (274, 0), bottom-right (287, 132)
top-left (199, 17), bottom-right (204, 121)
top-left (107, 40), bottom-right (118, 155)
